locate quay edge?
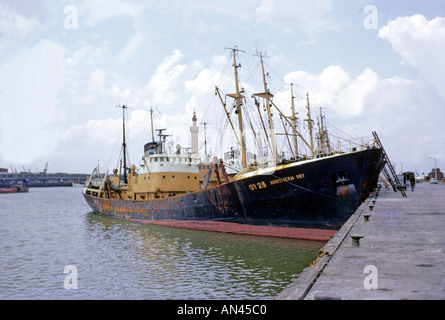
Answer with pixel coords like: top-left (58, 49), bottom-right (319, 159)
top-left (275, 194), bottom-right (370, 300)
top-left (276, 182), bottom-right (445, 300)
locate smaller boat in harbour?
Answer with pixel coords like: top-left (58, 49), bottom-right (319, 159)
top-left (0, 185), bottom-right (29, 194)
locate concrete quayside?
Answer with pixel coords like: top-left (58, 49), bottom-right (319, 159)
top-left (276, 182), bottom-right (445, 300)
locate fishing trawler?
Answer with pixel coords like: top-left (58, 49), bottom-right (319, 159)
top-left (83, 48), bottom-right (385, 241)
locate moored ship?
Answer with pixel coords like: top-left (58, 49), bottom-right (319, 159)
top-left (83, 48), bottom-right (385, 240)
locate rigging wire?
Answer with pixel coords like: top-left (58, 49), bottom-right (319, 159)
top-left (201, 50), bottom-right (375, 162)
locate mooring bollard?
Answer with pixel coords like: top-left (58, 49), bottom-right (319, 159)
top-left (369, 205), bottom-right (374, 211)
top-left (364, 214), bottom-right (371, 222)
top-left (314, 292), bottom-right (341, 300)
top-left (351, 234), bottom-right (364, 246)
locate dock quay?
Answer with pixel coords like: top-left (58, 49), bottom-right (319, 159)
top-left (0, 172), bottom-right (88, 188)
top-left (276, 182), bottom-right (445, 300)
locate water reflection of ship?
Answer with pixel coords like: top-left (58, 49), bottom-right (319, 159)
top-left (83, 48), bottom-right (385, 241)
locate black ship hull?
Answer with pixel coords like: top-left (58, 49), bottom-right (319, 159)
top-left (83, 148), bottom-right (383, 240)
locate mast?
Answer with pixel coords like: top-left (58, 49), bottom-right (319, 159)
top-left (290, 83), bottom-right (298, 158)
top-left (254, 52), bottom-right (278, 163)
top-left (253, 97), bottom-right (271, 156)
top-left (318, 107), bottom-right (328, 156)
top-left (203, 122), bottom-right (209, 163)
top-left (117, 104), bottom-right (128, 184)
top-left (304, 93), bottom-right (315, 158)
top-left (226, 47), bottom-right (247, 169)
top-left (150, 106), bottom-right (155, 141)
top-left (279, 114), bottom-right (293, 158)
top-left (269, 95), bottom-right (313, 153)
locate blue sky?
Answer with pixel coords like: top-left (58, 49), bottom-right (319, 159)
top-left (1, 0), bottom-right (444, 176)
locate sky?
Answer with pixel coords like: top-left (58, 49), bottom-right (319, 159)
top-left (0, 0), bottom-right (444, 176)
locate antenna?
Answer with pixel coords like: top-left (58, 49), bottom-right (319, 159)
top-left (225, 46), bottom-right (245, 56)
top-left (156, 128), bottom-right (171, 154)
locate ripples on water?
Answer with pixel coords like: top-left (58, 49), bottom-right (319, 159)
top-left (0, 187), bottom-right (324, 300)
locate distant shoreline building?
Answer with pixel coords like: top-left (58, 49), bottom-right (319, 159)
top-left (0, 168), bottom-right (88, 187)
top-left (427, 168), bottom-right (444, 180)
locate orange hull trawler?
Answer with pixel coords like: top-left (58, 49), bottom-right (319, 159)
top-left (83, 48), bottom-right (385, 241)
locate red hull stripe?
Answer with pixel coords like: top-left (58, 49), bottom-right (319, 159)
top-left (130, 219), bottom-right (336, 241)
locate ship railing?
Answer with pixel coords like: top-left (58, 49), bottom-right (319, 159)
top-left (84, 168), bottom-right (108, 190)
top-left (84, 168), bottom-right (96, 188)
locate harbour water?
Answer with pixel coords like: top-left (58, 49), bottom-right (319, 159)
top-left (0, 187), bottom-right (323, 300)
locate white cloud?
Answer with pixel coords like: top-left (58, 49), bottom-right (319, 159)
top-left (54, 109), bottom-right (151, 173)
top-left (184, 55), bottom-right (228, 113)
top-left (0, 3), bottom-right (41, 39)
top-left (374, 14), bottom-right (445, 171)
top-left (44, 50), bottom-right (195, 172)
top-left (46, 51), bottom-right (230, 172)
top-left (114, 33), bottom-right (145, 64)
top-left (3, 2), bottom-right (442, 177)
top-left (78, 0), bottom-right (142, 27)
top-left (379, 14), bottom-right (445, 101)
top-left (283, 66), bottom-right (379, 118)
top-left (275, 62), bottom-right (441, 174)
top-left (88, 68), bottom-right (106, 91)
top-left (0, 39), bottom-right (65, 164)
top-left (255, 0), bottom-right (337, 33)
top-left (84, 118), bottom-right (121, 146)
top-left (364, 77), bottom-right (444, 172)
top-left (146, 50), bottom-right (188, 108)
top-left (53, 47), bottom-right (443, 174)
top-left (66, 46), bottom-right (91, 68)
